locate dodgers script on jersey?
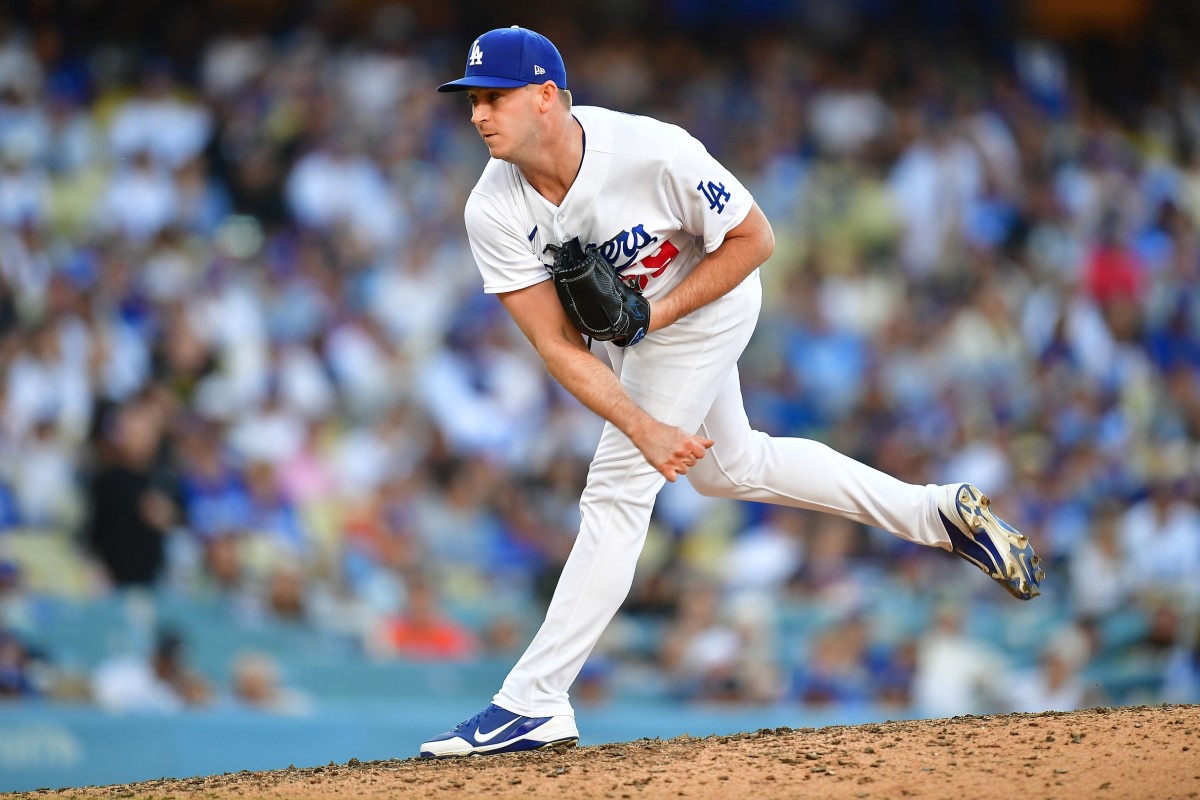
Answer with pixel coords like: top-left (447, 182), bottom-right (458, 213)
top-left (464, 106), bottom-right (754, 301)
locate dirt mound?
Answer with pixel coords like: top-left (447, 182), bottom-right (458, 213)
top-left (10, 705), bottom-right (1198, 800)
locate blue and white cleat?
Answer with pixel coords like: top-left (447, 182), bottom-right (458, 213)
top-left (419, 704), bottom-right (579, 758)
top-left (938, 483), bottom-right (1044, 601)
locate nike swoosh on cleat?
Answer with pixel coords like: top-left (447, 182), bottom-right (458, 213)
top-left (474, 718), bottom-right (522, 743)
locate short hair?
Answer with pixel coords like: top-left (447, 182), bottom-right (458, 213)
top-left (525, 82), bottom-right (571, 109)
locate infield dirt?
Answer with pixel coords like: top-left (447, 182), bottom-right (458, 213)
top-left (8, 704), bottom-right (1199, 800)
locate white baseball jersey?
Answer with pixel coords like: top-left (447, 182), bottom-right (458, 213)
top-left (464, 105), bottom-right (754, 300)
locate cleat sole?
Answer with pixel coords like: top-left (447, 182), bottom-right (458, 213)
top-left (948, 485), bottom-right (1044, 601)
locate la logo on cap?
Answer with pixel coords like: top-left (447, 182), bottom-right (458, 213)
top-left (436, 26), bottom-right (566, 93)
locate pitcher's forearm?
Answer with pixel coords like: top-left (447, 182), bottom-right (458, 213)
top-left (650, 203), bottom-right (774, 331)
top-left (539, 339), bottom-right (654, 440)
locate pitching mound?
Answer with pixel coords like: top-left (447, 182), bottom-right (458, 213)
top-left (9, 705), bottom-right (1198, 800)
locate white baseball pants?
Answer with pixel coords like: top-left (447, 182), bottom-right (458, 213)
top-left (494, 271), bottom-right (952, 717)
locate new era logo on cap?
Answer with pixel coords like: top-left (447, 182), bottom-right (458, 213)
top-left (437, 26), bottom-right (567, 92)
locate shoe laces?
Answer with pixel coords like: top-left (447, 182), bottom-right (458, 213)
top-left (456, 704), bottom-right (500, 732)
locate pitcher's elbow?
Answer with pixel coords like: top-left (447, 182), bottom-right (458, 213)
top-left (761, 227), bottom-right (776, 261)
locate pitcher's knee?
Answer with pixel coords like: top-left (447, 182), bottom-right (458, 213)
top-left (687, 459), bottom-right (744, 498)
top-left (687, 434), bottom-right (770, 498)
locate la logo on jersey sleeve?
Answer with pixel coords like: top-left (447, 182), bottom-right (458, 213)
top-left (697, 180), bottom-right (731, 214)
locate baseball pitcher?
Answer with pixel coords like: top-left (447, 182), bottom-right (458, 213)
top-left (420, 26), bottom-right (1043, 758)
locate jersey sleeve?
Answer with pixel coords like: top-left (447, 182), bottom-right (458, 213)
top-left (464, 190), bottom-right (550, 294)
top-left (664, 132), bottom-right (754, 253)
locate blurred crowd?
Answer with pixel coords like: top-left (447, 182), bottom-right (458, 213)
top-left (1, 1), bottom-right (1198, 718)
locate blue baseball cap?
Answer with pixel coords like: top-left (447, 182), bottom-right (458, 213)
top-left (437, 26), bottom-right (567, 93)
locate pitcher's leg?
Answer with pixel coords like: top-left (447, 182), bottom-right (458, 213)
top-left (687, 367), bottom-right (951, 548)
top-left (494, 430), bottom-right (662, 716)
